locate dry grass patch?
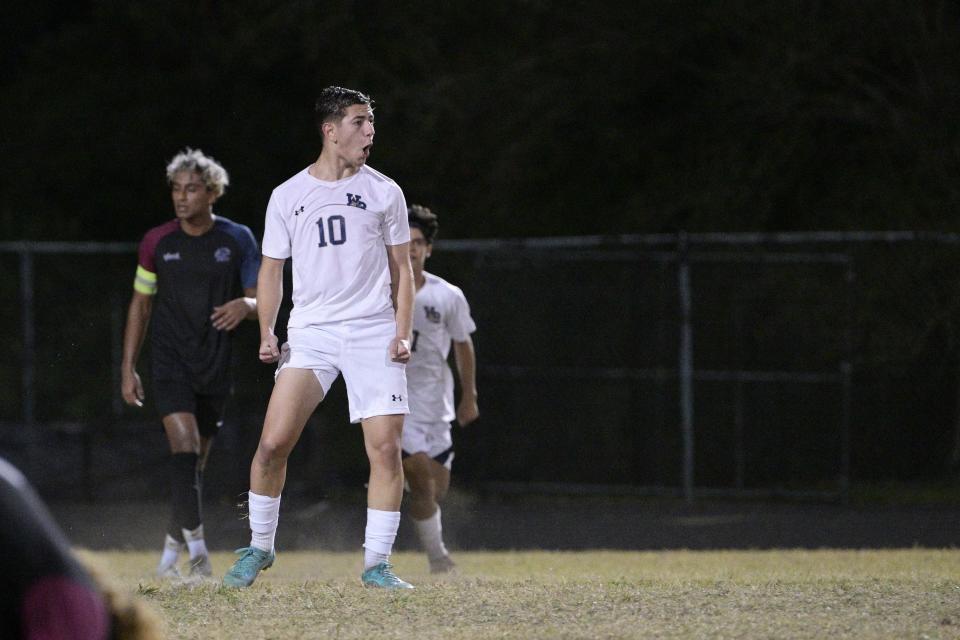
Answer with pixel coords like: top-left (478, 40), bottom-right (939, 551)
top-left (80, 549), bottom-right (960, 639)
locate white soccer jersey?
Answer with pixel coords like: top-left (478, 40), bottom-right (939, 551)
top-left (262, 165), bottom-right (410, 328)
top-left (407, 272), bottom-right (477, 424)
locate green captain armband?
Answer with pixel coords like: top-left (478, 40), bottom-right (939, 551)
top-left (134, 265), bottom-right (157, 295)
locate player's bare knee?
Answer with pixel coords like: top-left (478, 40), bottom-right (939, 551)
top-left (169, 442), bottom-right (200, 455)
top-left (367, 438), bottom-right (401, 464)
top-left (255, 438), bottom-right (292, 468)
top-left (164, 426), bottom-right (200, 454)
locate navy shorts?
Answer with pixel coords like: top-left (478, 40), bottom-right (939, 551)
top-left (153, 379), bottom-right (228, 438)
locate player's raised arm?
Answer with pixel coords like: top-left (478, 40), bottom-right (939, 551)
top-left (257, 256), bottom-right (285, 363)
top-left (387, 241), bottom-right (415, 363)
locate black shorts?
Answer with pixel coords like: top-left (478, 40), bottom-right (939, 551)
top-left (153, 379), bottom-right (228, 438)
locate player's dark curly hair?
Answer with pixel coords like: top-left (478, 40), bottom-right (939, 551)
top-left (314, 86), bottom-right (373, 135)
top-left (408, 204), bottom-right (439, 244)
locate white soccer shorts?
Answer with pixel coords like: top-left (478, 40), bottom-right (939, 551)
top-left (278, 312), bottom-right (409, 423)
top-left (401, 418), bottom-right (454, 467)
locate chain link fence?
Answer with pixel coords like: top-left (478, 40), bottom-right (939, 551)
top-left (2, 233), bottom-right (959, 501)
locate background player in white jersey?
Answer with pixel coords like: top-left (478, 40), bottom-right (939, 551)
top-left (403, 204), bottom-right (479, 573)
top-left (224, 86), bottom-right (416, 589)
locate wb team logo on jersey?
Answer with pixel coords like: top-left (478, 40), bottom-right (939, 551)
top-left (214, 247), bottom-right (232, 263)
top-left (346, 193), bottom-right (367, 209)
top-left (424, 305), bottom-right (441, 323)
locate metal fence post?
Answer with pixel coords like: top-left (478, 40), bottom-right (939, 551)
top-left (840, 256), bottom-right (855, 502)
top-left (111, 292), bottom-right (124, 417)
top-left (677, 232), bottom-right (695, 503)
top-left (19, 247), bottom-right (35, 429)
top-left (733, 305), bottom-right (746, 490)
top-left (17, 247), bottom-right (37, 476)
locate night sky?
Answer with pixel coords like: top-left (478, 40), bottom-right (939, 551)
top-left (3, 2), bottom-right (959, 242)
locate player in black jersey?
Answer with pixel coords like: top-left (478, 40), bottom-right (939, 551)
top-left (121, 148), bottom-right (260, 578)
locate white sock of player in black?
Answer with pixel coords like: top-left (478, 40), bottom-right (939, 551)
top-left (182, 524), bottom-right (208, 560)
top-left (158, 533), bottom-right (183, 572)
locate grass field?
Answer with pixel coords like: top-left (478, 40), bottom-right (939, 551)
top-left (81, 549), bottom-right (960, 639)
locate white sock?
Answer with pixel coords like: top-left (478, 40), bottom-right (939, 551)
top-left (182, 524), bottom-right (209, 559)
top-left (248, 491), bottom-right (281, 553)
top-left (159, 534), bottom-right (182, 569)
top-left (363, 508), bottom-right (401, 570)
top-left (414, 506), bottom-right (449, 561)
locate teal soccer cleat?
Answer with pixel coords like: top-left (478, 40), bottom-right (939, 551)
top-left (361, 562), bottom-right (414, 589)
top-left (222, 547), bottom-right (275, 588)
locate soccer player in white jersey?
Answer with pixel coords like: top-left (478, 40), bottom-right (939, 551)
top-left (223, 86), bottom-right (416, 589)
top-left (403, 204), bottom-right (479, 573)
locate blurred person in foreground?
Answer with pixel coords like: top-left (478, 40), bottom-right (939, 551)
top-left (222, 86), bottom-right (416, 590)
top-left (0, 456), bottom-right (161, 639)
top-left (403, 204), bottom-right (478, 573)
top-left (121, 148), bottom-right (260, 578)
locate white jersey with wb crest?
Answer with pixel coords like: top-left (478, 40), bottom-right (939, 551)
top-left (407, 271), bottom-right (477, 424)
top-left (261, 164), bottom-right (409, 328)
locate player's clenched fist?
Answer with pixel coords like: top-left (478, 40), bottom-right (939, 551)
top-left (390, 337), bottom-right (411, 363)
top-left (259, 334), bottom-right (281, 363)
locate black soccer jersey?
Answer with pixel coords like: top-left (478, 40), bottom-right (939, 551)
top-left (134, 216), bottom-right (260, 393)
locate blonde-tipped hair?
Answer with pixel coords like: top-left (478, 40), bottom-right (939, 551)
top-left (165, 148), bottom-right (230, 198)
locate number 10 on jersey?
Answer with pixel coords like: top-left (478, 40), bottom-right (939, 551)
top-left (317, 215), bottom-right (347, 247)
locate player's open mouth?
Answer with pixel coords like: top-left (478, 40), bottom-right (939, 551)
top-left (362, 144), bottom-right (372, 156)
